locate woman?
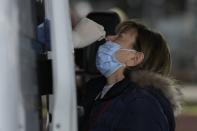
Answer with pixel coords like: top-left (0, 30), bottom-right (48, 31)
top-left (81, 20), bottom-right (182, 131)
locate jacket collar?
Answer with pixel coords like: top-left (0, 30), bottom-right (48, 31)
top-left (96, 77), bottom-right (136, 101)
top-left (96, 70), bottom-right (182, 115)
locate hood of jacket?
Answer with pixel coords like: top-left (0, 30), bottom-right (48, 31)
top-left (129, 70), bottom-right (183, 116)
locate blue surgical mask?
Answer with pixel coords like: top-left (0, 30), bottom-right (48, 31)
top-left (96, 41), bottom-right (136, 77)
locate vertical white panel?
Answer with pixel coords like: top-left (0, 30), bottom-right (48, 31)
top-left (0, 0), bottom-right (25, 131)
top-left (50, 0), bottom-right (77, 131)
top-left (44, 0), bottom-right (52, 20)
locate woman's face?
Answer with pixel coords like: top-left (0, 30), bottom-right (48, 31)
top-left (106, 28), bottom-right (144, 67)
top-left (115, 29), bottom-right (144, 67)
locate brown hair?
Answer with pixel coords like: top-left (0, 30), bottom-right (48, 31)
top-left (135, 29), bottom-right (171, 76)
top-left (115, 20), bottom-right (146, 37)
top-left (116, 20), bottom-right (171, 76)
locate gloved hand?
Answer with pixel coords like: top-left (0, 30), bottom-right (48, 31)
top-left (72, 18), bottom-right (106, 48)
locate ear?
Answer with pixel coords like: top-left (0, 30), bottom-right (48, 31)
top-left (126, 52), bottom-right (144, 67)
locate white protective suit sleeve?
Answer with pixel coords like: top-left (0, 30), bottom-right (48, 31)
top-left (72, 18), bottom-right (106, 48)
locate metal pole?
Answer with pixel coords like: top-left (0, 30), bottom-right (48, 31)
top-left (50, 0), bottom-right (77, 131)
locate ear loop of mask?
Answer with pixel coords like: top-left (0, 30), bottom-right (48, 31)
top-left (119, 48), bottom-right (137, 53)
top-left (112, 48), bottom-right (137, 68)
top-left (118, 49), bottom-right (138, 67)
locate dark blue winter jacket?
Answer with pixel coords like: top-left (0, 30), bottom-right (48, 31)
top-left (81, 71), bottom-right (181, 131)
